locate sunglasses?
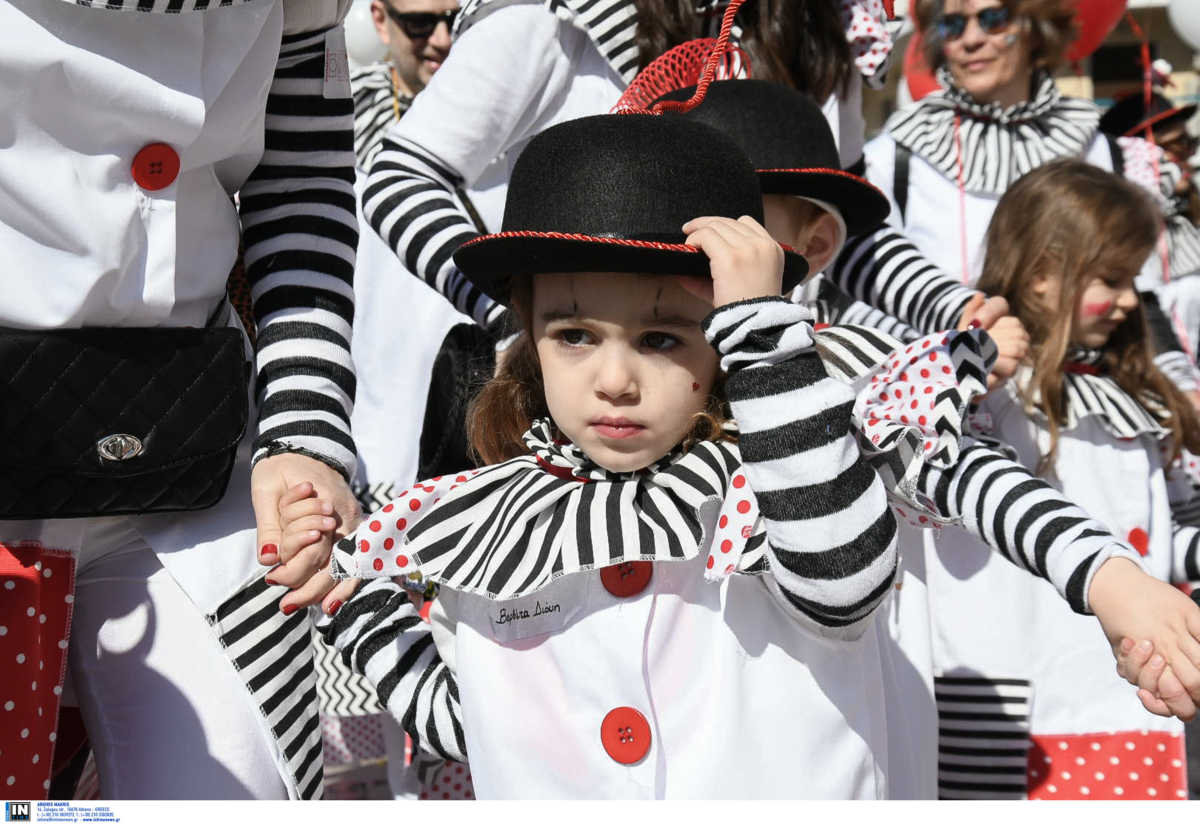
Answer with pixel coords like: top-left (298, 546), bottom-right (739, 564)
top-left (934, 6), bottom-right (1013, 41)
top-left (383, 6), bottom-right (457, 39)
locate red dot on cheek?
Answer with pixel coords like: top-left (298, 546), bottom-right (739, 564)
top-left (692, 382), bottom-right (700, 392)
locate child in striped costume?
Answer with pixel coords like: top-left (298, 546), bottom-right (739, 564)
top-left (915, 160), bottom-right (1200, 799)
top-left (287, 110), bottom-right (965, 798)
top-left (641, 75), bottom-right (1200, 798)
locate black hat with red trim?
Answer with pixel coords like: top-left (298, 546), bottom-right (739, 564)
top-left (652, 79), bottom-right (890, 235)
top-left (1099, 90), bottom-right (1197, 139)
top-left (452, 112), bottom-right (809, 305)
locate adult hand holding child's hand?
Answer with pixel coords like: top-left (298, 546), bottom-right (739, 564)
top-left (680, 215), bottom-right (784, 308)
top-left (1089, 556), bottom-right (1200, 720)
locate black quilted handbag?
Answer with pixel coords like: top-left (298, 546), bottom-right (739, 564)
top-left (0, 326), bottom-right (249, 519)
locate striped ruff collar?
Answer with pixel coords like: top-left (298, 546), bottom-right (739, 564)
top-left (332, 419), bottom-right (769, 601)
top-left (1017, 364), bottom-right (1169, 441)
top-left (885, 69), bottom-right (1100, 196)
top-left (455, 0), bottom-right (642, 83)
top-left (351, 64), bottom-right (412, 171)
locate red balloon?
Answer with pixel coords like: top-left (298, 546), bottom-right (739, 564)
top-left (1067, 0), bottom-right (1127, 62)
top-left (904, 32), bottom-right (941, 102)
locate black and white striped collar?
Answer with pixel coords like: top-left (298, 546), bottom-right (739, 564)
top-left (351, 63), bottom-right (412, 171)
top-left (1016, 364), bottom-right (1169, 441)
top-left (331, 419), bottom-right (769, 601)
top-left (885, 69), bottom-right (1100, 196)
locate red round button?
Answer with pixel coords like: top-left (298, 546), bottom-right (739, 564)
top-left (600, 706), bottom-right (651, 765)
top-left (1127, 527), bottom-right (1150, 556)
top-left (131, 143), bottom-right (180, 191)
top-left (600, 561), bottom-right (652, 598)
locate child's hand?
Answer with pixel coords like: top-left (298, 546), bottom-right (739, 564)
top-left (1115, 638), bottom-right (1198, 718)
top-left (267, 482), bottom-right (361, 616)
top-left (681, 215), bottom-right (783, 308)
top-left (1089, 557), bottom-right (1200, 720)
top-left (957, 293), bottom-right (1029, 390)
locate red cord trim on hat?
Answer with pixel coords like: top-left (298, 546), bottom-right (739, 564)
top-left (460, 231), bottom-right (798, 257)
top-left (756, 167), bottom-right (888, 197)
top-left (460, 231), bottom-right (704, 253)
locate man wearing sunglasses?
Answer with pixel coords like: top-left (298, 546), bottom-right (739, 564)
top-left (371, 0), bottom-right (459, 99)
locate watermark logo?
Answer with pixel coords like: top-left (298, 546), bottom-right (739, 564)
top-left (4, 802), bottom-right (30, 822)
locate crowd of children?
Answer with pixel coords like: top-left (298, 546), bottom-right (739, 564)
top-left (6, 0), bottom-right (1200, 803)
top-left (278, 0), bottom-right (1200, 799)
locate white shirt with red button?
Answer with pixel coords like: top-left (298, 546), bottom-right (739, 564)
top-left (920, 377), bottom-right (1193, 799)
top-left (427, 551), bottom-right (890, 799)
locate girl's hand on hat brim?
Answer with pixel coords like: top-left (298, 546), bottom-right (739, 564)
top-left (682, 215), bottom-right (783, 309)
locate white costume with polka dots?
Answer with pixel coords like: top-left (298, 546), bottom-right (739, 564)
top-left (921, 375), bottom-right (1194, 799)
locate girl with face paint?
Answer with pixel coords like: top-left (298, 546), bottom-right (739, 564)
top-left (918, 159), bottom-right (1200, 800)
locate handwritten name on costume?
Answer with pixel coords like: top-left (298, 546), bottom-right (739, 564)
top-left (495, 600), bottom-right (562, 625)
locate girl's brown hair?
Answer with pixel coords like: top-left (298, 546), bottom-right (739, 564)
top-left (914, 0), bottom-right (1077, 73)
top-left (977, 158), bottom-right (1200, 472)
top-left (466, 277), bottom-right (732, 466)
top-left (633, 0), bottom-right (854, 104)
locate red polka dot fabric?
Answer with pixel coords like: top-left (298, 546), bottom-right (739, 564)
top-left (841, 0), bottom-right (893, 83)
top-left (320, 714), bottom-right (388, 765)
top-left (337, 473), bottom-right (480, 581)
top-left (417, 760), bottom-right (475, 801)
top-left (0, 543), bottom-right (75, 799)
top-left (854, 331), bottom-right (992, 527)
top-left (1027, 731), bottom-right (1187, 800)
top-left (704, 472), bottom-right (759, 582)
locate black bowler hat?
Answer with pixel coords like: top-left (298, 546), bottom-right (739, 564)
top-left (452, 113), bottom-right (809, 305)
top-left (654, 80), bottom-right (890, 235)
top-left (1100, 91), bottom-right (1197, 139)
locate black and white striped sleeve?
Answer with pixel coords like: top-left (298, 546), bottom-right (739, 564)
top-left (829, 226), bottom-right (979, 335)
top-left (361, 138), bottom-right (500, 327)
top-left (240, 26), bottom-right (359, 479)
top-left (316, 578), bottom-right (466, 762)
top-left (1172, 524), bottom-right (1200, 584)
top-left (703, 297), bottom-right (898, 638)
top-left (911, 439), bottom-right (1146, 614)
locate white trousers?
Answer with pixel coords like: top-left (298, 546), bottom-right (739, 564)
top-left (60, 516), bottom-right (286, 799)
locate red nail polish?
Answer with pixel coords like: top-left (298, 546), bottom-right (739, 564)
top-left (282, 604), bottom-right (298, 615)
top-left (328, 600), bottom-right (343, 616)
top-left (261, 543), bottom-right (278, 556)
top-left (968, 319), bottom-right (981, 330)
top-left (692, 382), bottom-right (700, 392)
top-left (265, 577), bottom-right (279, 587)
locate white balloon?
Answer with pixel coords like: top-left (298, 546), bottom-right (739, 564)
top-left (1168, 0), bottom-right (1200, 52)
top-left (345, 0), bottom-right (389, 69)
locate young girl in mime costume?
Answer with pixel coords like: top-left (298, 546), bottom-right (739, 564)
top-left (623, 63), bottom-right (1200, 797)
top-left (287, 23), bottom-right (1032, 783)
top-left (923, 161), bottom-right (1200, 800)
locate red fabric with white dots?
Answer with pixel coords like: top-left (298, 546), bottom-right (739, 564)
top-left (1027, 731), bottom-right (1187, 800)
top-left (0, 543), bottom-right (75, 800)
top-left (418, 760), bottom-right (475, 800)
